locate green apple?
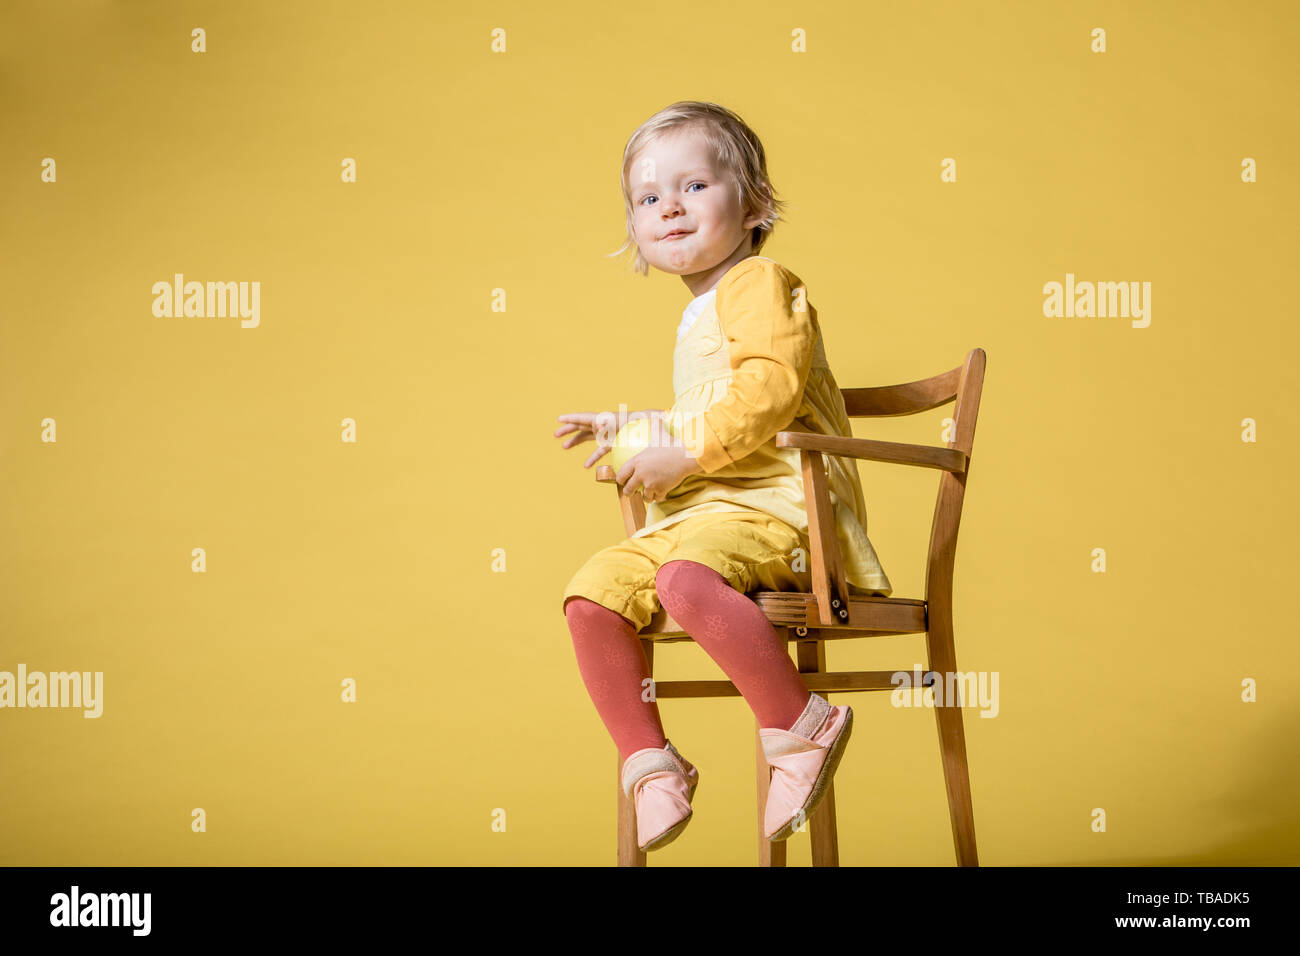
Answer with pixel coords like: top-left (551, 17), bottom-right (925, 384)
top-left (610, 415), bottom-right (675, 473)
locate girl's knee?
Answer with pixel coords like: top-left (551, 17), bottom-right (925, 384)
top-left (565, 595), bottom-right (605, 623)
top-left (564, 594), bottom-right (637, 631)
top-left (655, 559), bottom-right (725, 609)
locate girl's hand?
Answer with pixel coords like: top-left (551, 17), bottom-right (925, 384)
top-left (615, 419), bottom-right (705, 503)
top-left (555, 410), bottom-right (664, 470)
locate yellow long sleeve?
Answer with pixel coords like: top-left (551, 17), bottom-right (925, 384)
top-left (684, 258), bottom-right (817, 473)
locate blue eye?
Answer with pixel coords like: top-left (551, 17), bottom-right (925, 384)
top-left (638, 182), bottom-right (705, 206)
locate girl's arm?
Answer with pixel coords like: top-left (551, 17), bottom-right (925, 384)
top-left (682, 258), bottom-right (816, 472)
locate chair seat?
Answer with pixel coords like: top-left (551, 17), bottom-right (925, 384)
top-left (639, 591), bottom-right (928, 641)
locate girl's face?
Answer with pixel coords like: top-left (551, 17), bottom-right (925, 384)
top-left (627, 127), bottom-right (763, 280)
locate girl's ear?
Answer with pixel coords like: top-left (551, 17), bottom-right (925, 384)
top-left (744, 181), bottom-right (776, 230)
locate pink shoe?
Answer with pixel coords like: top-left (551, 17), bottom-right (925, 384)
top-left (759, 693), bottom-right (853, 842)
top-left (621, 740), bottom-right (700, 852)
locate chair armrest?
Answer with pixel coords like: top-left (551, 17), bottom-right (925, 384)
top-left (775, 431), bottom-right (967, 473)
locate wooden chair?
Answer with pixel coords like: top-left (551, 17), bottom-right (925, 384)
top-left (595, 348), bottom-right (986, 866)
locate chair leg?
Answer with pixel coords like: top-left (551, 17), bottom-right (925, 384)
top-left (616, 637), bottom-right (655, 867)
top-left (797, 640), bottom-right (841, 867)
top-left (925, 614), bottom-right (979, 866)
top-left (617, 754), bottom-right (646, 866)
top-left (808, 780), bottom-right (840, 866)
top-left (755, 721), bottom-right (786, 867)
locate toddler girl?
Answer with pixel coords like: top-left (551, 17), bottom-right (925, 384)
top-left (555, 101), bottom-right (893, 853)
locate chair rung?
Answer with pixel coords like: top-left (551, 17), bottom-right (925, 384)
top-left (653, 671), bottom-right (927, 699)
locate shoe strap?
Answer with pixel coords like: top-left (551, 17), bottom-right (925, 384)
top-left (760, 728), bottom-right (821, 761)
top-left (622, 743), bottom-right (684, 798)
top-left (788, 693), bottom-right (830, 740)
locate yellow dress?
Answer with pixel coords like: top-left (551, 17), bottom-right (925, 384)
top-left (637, 256), bottom-right (893, 596)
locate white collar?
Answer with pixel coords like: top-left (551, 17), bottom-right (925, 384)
top-left (676, 289), bottom-right (717, 342)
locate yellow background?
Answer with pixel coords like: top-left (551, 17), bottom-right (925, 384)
top-left (2, 0), bottom-right (1297, 865)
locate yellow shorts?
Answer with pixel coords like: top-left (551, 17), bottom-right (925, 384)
top-left (561, 510), bottom-right (814, 632)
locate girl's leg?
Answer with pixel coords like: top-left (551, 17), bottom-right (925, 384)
top-left (654, 559), bottom-right (812, 731)
top-left (564, 596), bottom-right (669, 763)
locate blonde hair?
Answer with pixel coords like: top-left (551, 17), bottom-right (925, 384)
top-left (609, 101), bottom-right (788, 276)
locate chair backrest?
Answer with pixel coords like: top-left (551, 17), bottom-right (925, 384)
top-left (842, 348), bottom-right (986, 612)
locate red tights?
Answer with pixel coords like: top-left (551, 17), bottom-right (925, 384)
top-left (564, 559), bottom-right (813, 763)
